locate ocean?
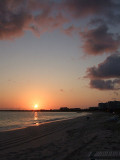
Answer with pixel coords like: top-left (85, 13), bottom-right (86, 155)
top-left (0, 111), bottom-right (89, 132)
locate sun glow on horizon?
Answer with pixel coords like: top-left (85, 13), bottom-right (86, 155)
top-left (34, 104), bottom-right (38, 109)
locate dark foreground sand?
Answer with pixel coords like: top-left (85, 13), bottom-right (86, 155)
top-left (0, 112), bottom-right (120, 160)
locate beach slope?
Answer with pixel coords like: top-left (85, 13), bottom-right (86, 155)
top-left (0, 112), bottom-right (119, 160)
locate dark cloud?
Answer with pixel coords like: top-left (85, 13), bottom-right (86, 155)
top-left (90, 79), bottom-right (120, 90)
top-left (63, 0), bottom-right (120, 56)
top-left (86, 54), bottom-right (120, 79)
top-left (0, 0), bottom-right (33, 39)
top-left (28, 0), bottom-right (54, 11)
top-left (0, 0), bottom-right (65, 39)
top-left (80, 25), bottom-right (120, 55)
top-left (86, 54), bottom-right (120, 90)
top-left (63, 0), bottom-right (116, 17)
top-left (70, 0), bottom-right (120, 26)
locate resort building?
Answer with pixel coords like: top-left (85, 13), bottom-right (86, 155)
top-left (98, 101), bottom-right (120, 112)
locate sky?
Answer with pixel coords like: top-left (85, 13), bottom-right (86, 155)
top-left (0, 0), bottom-right (120, 110)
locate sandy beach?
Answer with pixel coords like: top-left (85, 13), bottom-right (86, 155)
top-left (0, 112), bottom-right (120, 160)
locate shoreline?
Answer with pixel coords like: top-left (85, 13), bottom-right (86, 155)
top-left (0, 112), bottom-right (119, 160)
top-left (0, 112), bottom-right (90, 133)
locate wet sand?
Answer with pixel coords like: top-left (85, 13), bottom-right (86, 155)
top-left (0, 112), bottom-right (120, 160)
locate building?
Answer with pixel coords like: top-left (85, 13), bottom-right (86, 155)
top-left (98, 103), bottom-right (108, 110)
top-left (98, 101), bottom-right (120, 112)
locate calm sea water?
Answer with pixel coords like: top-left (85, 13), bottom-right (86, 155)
top-left (0, 111), bottom-right (89, 132)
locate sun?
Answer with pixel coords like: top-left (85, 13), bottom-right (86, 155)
top-left (34, 104), bottom-right (38, 109)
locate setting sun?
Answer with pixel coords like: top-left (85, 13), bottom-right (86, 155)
top-left (34, 104), bottom-right (38, 109)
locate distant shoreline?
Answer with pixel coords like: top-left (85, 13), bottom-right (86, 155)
top-left (0, 112), bottom-right (90, 133)
top-left (0, 111), bottom-right (89, 132)
top-left (0, 109), bottom-right (97, 112)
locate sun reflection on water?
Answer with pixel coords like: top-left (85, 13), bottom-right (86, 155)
top-left (34, 112), bottom-right (39, 125)
top-left (34, 112), bottom-right (38, 120)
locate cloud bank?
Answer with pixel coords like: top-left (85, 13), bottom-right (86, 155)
top-left (86, 54), bottom-right (120, 90)
top-left (0, 0), bottom-right (120, 46)
top-left (80, 25), bottom-right (120, 55)
top-left (0, 0), bottom-right (33, 39)
top-left (90, 79), bottom-right (120, 90)
top-left (86, 54), bottom-right (120, 79)
top-left (0, 0), bottom-right (66, 39)
top-left (63, 0), bottom-right (116, 17)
